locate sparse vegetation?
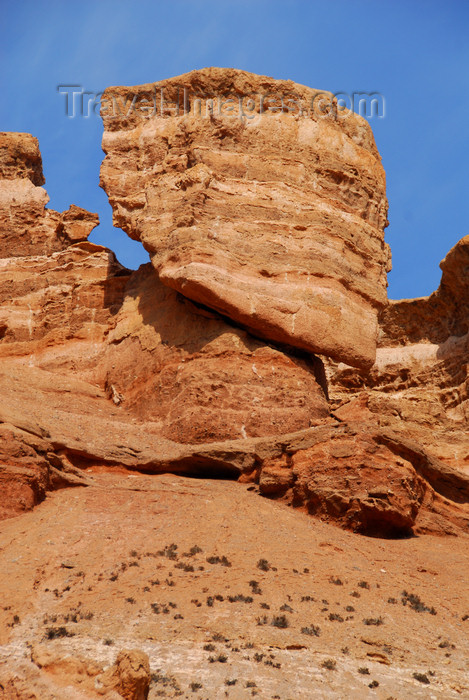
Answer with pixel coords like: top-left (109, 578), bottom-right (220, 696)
top-left (174, 562), bottom-right (194, 572)
top-left (183, 545), bottom-right (202, 557)
top-left (228, 594), bottom-right (254, 603)
top-left (301, 624), bottom-right (320, 637)
top-left (209, 653), bottom-right (228, 663)
top-left (256, 558), bottom-right (271, 571)
top-left (401, 590), bottom-right (436, 615)
top-left (363, 616), bottom-right (384, 626)
top-left (321, 658), bottom-right (337, 670)
top-left (157, 543), bottom-right (178, 560)
top-left (46, 626), bottom-right (75, 639)
top-left (329, 612), bottom-right (344, 622)
top-left (413, 672), bottom-right (430, 684)
top-left (271, 614), bottom-right (289, 628)
top-left (249, 580), bottom-right (262, 595)
top-left (206, 555), bottom-right (232, 567)
top-left (438, 640), bottom-right (455, 649)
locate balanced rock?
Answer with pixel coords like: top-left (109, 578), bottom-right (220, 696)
top-left (100, 68), bottom-right (391, 369)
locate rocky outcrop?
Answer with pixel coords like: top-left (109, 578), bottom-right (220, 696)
top-left (0, 133), bottom-right (99, 258)
top-left (327, 236), bottom-right (469, 479)
top-left (0, 69), bottom-right (467, 540)
top-left (100, 68), bottom-right (390, 370)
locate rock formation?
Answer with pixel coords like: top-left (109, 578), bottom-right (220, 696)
top-left (327, 235), bottom-right (469, 478)
top-left (100, 68), bottom-right (390, 370)
top-left (0, 69), bottom-right (467, 542)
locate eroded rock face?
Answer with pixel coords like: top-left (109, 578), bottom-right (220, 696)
top-left (100, 68), bottom-right (390, 369)
top-left (327, 235), bottom-right (469, 477)
top-left (0, 115), bottom-right (467, 539)
top-left (99, 264), bottom-right (330, 444)
top-left (0, 133), bottom-right (99, 258)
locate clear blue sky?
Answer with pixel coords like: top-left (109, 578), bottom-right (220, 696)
top-left (1, 0), bottom-right (468, 299)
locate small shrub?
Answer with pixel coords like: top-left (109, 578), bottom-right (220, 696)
top-left (271, 615), bottom-right (289, 628)
top-left (206, 555), bottom-right (232, 567)
top-left (345, 605), bottom-right (355, 612)
top-left (190, 682), bottom-right (202, 691)
top-left (321, 658), bottom-right (336, 670)
top-left (174, 562), bottom-right (194, 572)
top-left (369, 680), bottom-right (379, 688)
top-left (211, 632), bottom-right (226, 642)
top-left (301, 625), bottom-right (320, 637)
top-left (157, 544), bottom-right (178, 560)
top-left (125, 597), bottom-right (136, 604)
top-left (249, 580), bottom-right (262, 595)
top-left (256, 558), bottom-right (270, 571)
top-left (363, 617), bottom-right (384, 626)
top-left (329, 576), bottom-right (343, 585)
top-left (228, 594), bottom-right (253, 603)
top-left (103, 638), bottom-right (114, 646)
top-left (401, 591), bottom-right (436, 615)
top-left (225, 679), bottom-right (237, 686)
top-left (329, 613), bottom-right (344, 622)
top-left (183, 545), bottom-right (202, 557)
top-left (438, 640), bottom-right (455, 649)
top-left (358, 581), bottom-right (370, 589)
top-left (358, 667), bottom-right (370, 675)
top-left (412, 672), bottom-right (430, 684)
top-left (387, 597), bottom-right (397, 604)
top-left (260, 602), bottom-right (270, 609)
top-left (46, 626), bottom-right (74, 639)
top-left (203, 643), bottom-right (215, 651)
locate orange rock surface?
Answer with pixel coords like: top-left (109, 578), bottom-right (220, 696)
top-left (100, 68), bottom-right (390, 370)
top-left (0, 69), bottom-right (468, 696)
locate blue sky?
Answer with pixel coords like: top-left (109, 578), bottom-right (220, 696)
top-left (1, 0), bottom-right (468, 299)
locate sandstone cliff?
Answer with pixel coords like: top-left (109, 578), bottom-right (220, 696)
top-left (100, 68), bottom-right (391, 370)
top-left (0, 69), bottom-right (467, 542)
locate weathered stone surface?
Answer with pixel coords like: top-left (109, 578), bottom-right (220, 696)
top-left (97, 649), bottom-right (150, 700)
top-left (0, 132), bottom-right (99, 258)
top-left (100, 68), bottom-right (390, 369)
top-left (0, 124), bottom-right (467, 540)
top-left (327, 236), bottom-right (469, 479)
top-left (99, 263), bottom-right (330, 444)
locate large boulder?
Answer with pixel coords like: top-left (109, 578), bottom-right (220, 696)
top-left (100, 68), bottom-right (391, 369)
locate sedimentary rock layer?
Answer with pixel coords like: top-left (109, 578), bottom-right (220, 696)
top-left (327, 236), bottom-right (469, 476)
top-left (100, 68), bottom-right (391, 369)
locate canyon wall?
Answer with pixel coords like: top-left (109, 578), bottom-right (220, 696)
top-left (0, 69), bottom-right (467, 537)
